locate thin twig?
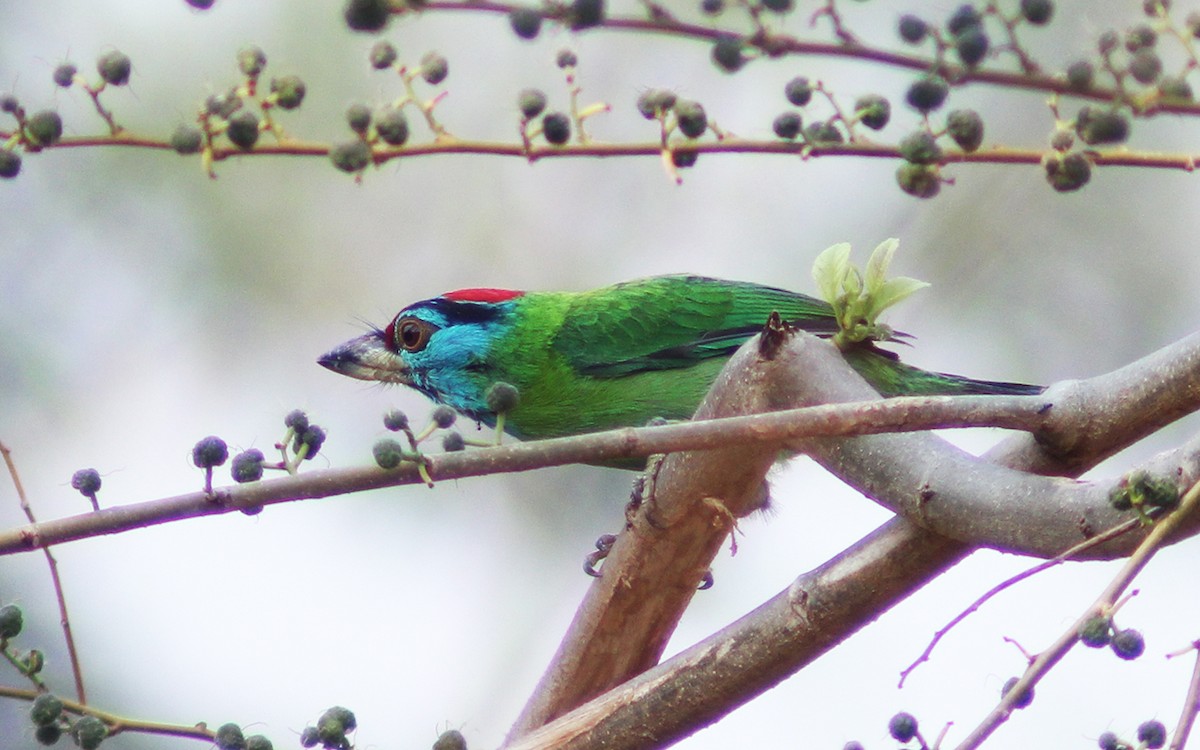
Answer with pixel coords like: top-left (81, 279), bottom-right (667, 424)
top-left (0, 684), bottom-right (215, 741)
top-left (1169, 641), bottom-right (1200, 750)
top-left (0, 442), bottom-right (87, 704)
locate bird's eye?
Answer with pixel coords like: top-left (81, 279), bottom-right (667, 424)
top-left (390, 317), bottom-right (436, 353)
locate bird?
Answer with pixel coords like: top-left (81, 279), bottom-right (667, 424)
top-left (318, 275), bottom-right (1042, 441)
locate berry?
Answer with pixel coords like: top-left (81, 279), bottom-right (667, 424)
top-left (97, 50), bottom-right (132, 86)
top-left (1001, 677), bottom-right (1034, 708)
top-left (954, 27), bottom-right (989, 67)
top-left (245, 735), bottom-right (273, 750)
top-left (509, 7), bottom-right (543, 39)
top-left (53, 63), bottom-right (77, 88)
top-left (946, 109), bottom-right (984, 151)
top-left (712, 35), bottom-right (746, 72)
top-left (270, 75), bottom-right (306, 109)
top-left (420, 52), bottom-right (449, 85)
top-left (215, 723), bottom-right (245, 750)
top-left (373, 438), bottom-right (405, 469)
top-left (317, 707), bottom-right (357, 745)
top-left (35, 724), bottom-right (62, 746)
top-left (486, 382), bottom-right (521, 413)
top-left (568, 0), bottom-right (605, 30)
top-left (433, 729), bottom-right (468, 750)
top-left (898, 131), bottom-right (942, 164)
top-left (186, 0), bottom-right (216, 7)
top-left (804, 121), bottom-right (843, 144)
top-left (905, 75), bottom-right (949, 113)
top-left (843, 743), bottom-right (865, 750)
top-left (30, 693), bottom-right (63, 726)
top-left (0, 604), bottom-right (22, 639)
top-left (701, 0), bottom-right (724, 14)
top-left (518, 89), bottom-right (548, 120)
top-left (237, 46), bottom-right (267, 78)
top-left (772, 111), bottom-right (802, 139)
top-left (369, 40), bottom-right (397, 69)
top-left (1126, 24), bottom-right (1157, 51)
top-left (0, 94), bottom-right (19, 113)
top-left (1159, 76), bottom-right (1194, 101)
top-left (330, 140), bottom-right (372, 172)
top-left (344, 0), bottom-right (392, 32)
top-left (898, 15), bottom-right (929, 44)
top-left (1098, 30), bottom-right (1120, 55)
top-left (1050, 128), bottom-right (1074, 151)
top-left (299, 727), bottom-right (319, 748)
top-left (556, 49), bottom-right (578, 69)
top-left (431, 405), bottom-right (457, 429)
top-left (225, 111), bottom-right (260, 150)
top-left (231, 449), bottom-right (265, 483)
top-left (542, 111), bottom-right (571, 144)
top-left (1020, 0), bottom-right (1053, 24)
top-left (285, 409), bottom-right (309, 432)
top-left (206, 90), bottom-right (242, 119)
top-left (26, 110), bottom-right (63, 147)
top-left (71, 468), bottom-right (102, 495)
top-left (1044, 152), bottom-right (1091, 192)
top-left (1111, 628), bottom-right (1145, 660)
top-left (1079, 615), bottom-right (1113, 647)
top-left (170, 125), bottom-right (204, 154)
top-left (761, 0), bottom-right (794, 12)
top-left (1066, 60), bottom-right (1095, 90)
top-left (888, 712), bottom-right (918, 743)
top-left (671, 148), bottom-right (697, 168)
top-left (1075, 107), bottom-right (1130, 145)
top-left (442, 432), bottom-right (466, 452)
top-left (72, 716), bottom-right (107, 750)
top-left (855, 94), bottom-right (890, 130)
top-left (1144, 0), bottom-right (1169, 15)
top-left (0, 150), bottom-right (19, 179)
top-left (1129, 49), bottom-right (1162, 84)
top-left (383, 410), bottom-right (409, 431)
top-left (675, 100), bottom-right (708, 138)
top-left (784, 76), bottom-right (813, 106)
top-left (1138, 720), bottom-right (1167, 749)
top-left (1097, 731), bottom-right (1121, 750)
top-left (294, 425), bottom-right (326, 459)
top-left (1188, 11), bottom-right (1200, 38)
top-left (346, 103), bottom-right (372, 134)
top-left (947, 4), bottom-right (983, 35)
top-left (375, 106), bottom-right (409, 146)
top-left (192, 436), bottom-right (229, 469)
top-left (896, 163), bottom-right (941, 198)
top-left (636, 89), bottom-right (676, 119)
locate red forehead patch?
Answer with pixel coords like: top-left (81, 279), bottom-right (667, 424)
top-left (443, 288), bottom-right (525, 303)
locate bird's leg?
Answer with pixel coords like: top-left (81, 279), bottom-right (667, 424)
top-left (582, 534), bottom-right (616, 577)
top-left (628, 453), bottom-right (669, 529)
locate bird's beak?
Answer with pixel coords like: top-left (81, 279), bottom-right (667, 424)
top-left (317, 331), bottom-right (411, 385)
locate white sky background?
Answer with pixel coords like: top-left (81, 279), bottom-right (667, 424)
top-left (2, 1), bottom-right (1200, 748)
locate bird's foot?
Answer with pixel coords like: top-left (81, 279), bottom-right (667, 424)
top-left (628, 453), bottom-right (668, 529)
top-left (582, 534), bottom-right (617, 577)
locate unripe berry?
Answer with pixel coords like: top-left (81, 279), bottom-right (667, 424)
top-left (225, 111), bottom-right (260, 150)
top-left (712, 35), bottom-right (746, 72)
top-left (888, 712), bottom-right (918, 742)
top-left (701, 0), bottom-right (723, 14)
top-left (97, 50), bottom-right (132, 86)
top-left (270, 75), bottom-right (306, 109)
top-left (317, 707), bottom-right (357, 745)
top-left (344, 0), bottom-right (392, 32)
top-left (555, 49), bottom-right (578, 69)
top-left (954, 28), bottom-right (989, 67)
top-left (26, 110), bottom-right (64, 147)
top-left (518, 89), bottom-right (547, 119)
top-left (1126, 24), bottom-right (1157, 51)
top-left (855, 94), bottom-right (890, 130)
top-left (245, 735), bottom-right (273, 750)
top-left (294, 425), bottom-right (327, 460)
top-left (671, 148), bottom-right (698, 168)
top-left (299, 727), bottom-right (319, 748)
top-left (285, 409), bottom-right (309, 432)
top-left (383, 410), bottom-right (409, 431)
top-left (0, 604), bottom-right (21, 639)
top-left (1138, 720), bottom-right (1167, 749)
top-left (346, 103), bottom-right (372, 134)
top-left (1066, 60), bottom-right (1095, 90)
top-left (804, 121), bottom-right (843, 144)
top-left (906, 75), bottom-right (949, 113)
top-left (53, 63), bottom-right (77, 88)
top-left (772, 111), bottom-right (802, 140)
top-left (1044, 152), bottom-right (1091, 192)
top-left (1111, 628), bottom-right (1145, 660)
top-left (71, 468), bottom-right (102, 495)
top-left (1020, 0), bottom-right (1053, 24)
top-left (542, 112), bottom-right (571, 144)
top-left (442, 432), bottom-right (465, 452)
top-left (237, 46), bottom-right (267, 78)
top-left (899, 131), bottom-right (942, 164)
top-left (1001, 677), bottom-right (1034, 708)
top-left (170, 125), bottom-right (204, 154)
top-left (192, 436), bottom-right (229, 469)
top-left (0, 150), bottom-right (19, 179)
top-left (72, 716), bottom-right (107, 750)
top-left (373, 438), bottom-right (405, 469)
top-left (215, 723), bottom-right (245, 750)
top-left (369, 41), bottom-right (397, 70)
top-left (1075, 107), bottom-right (1129, 145)
top-left (568, 0), bottom-right (605, 30)
top-left (1128, 49), bottom-right (1162, 84)
top-left (1159, 76), bottom-right (1194, 101)
top-left (509, 7), bottom-right (543, 40)
top-left (330, 140), bottom-right (372, 172)
top-left (433, 729), bottom-right (468, 750)
top-left (1097, 731), bottom-right (1121, 750)
top-left (0, 94), bottom-right (19, 113)
top-left (947, 4), bottom-right (982, 35)
top-left (636, 89), bottom-right (676, 119)
top-left (898, 15), bottom-right (928, 44)
top-left (420, 52), bottom-right (449, 85)
top-left (30, 694), bottom-right (63, 727)
top-left (374, 107), bottom-right (409, 146)
top-left (675, 100), bottom-right (707, 138)
top-left (231, 449), bottom-right (265, 483)
top-left (946, 109), bottom-right (984, 151)
top-left (896, 163), bottom-right (941, 198)
top-left (486, 382), bottom-right (521, 413)
top-left (784, 76), bottom-right (813, 106)
top-left (35, 724), bottom-right (62, 746)
top-left (1079, 615), bottom-right (1113, 647)
top-left (186, 0), bottom-right (216, 7)
top-left (431, 405), bottom-right (457, 429)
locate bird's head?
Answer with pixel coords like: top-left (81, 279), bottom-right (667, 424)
top-left (318, 287), bottom-right (525, 421)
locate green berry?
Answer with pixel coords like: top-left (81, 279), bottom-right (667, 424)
top-left (215, 722), bottom-right (245, 750)
top-left (206, 91), bottom-right (242, 119)
top-left (898, 131), bottom-right (942, 164)
top-left (299, 727), bottom-right (319, 749)
top-left (293, 425), bottom-right (327, 459)
top-left (442, 432), bottom-right (465, 452)
top-left (383, 410), bottom-right (409, 431)
top-left (954, 27), bottom-right (989, 67)
top-left (568, 0), bottom-right (605, 30)
top-left (1079, 615), bottom-right (1113, 647)
top-left (245, 735), bottom-right (273, 750)
top-left (701, 0), bottom-right (724, 13)
top-left (1044, 152), bottom-right (1091, 192)
top-left (373, 438), bottom-right (405, 469)
top-left (192, 436), bottom-right (229, 469)
top-left (804, 121), bottom-right (843, 144)
top-left (225, 111), bottom-right (260, 150)
top-left (317, 707), bottom-right (356, 744)
top-left (1111, 628), bottom-right (1145, 660)
top-left (1075, 106), bottom-right (1129, 145)
top-left (1138, 720), bottom-right (1167, 749)
top-left (97, 50), bottom-right (132, 86)
top-left (636, 89), bottom-right (676, 119)
top-left (420, 52), bottom-right (449, 85)
top-left (26, 110), bottom-right (64, 147)
top-left (1129, 49), bottom-right (1162, 84)
top-left (784, 76), bottom-right (813, 106)
top-left (1050, 128), bottom-right (1074, 151)
top-left (898, 15), bottom-right (929, 44)
top-left (896, 163), bottom-right (941, 198)
top-left (285, 409), bottom-right (309, 432)
top-left (270, 75), bottom-right (306, 110)
top-left (71, 468), bottom-right (102, 495)
top-left (1020, 0), bottom-right (1053, 24)
top-left (509, 7), bottom-right (543, 40)
top-left (1001, 677), bottom-right (1034, 708)
top-left (34, 723), bottom-right (62, 746)
top-left (375, 107), bottom-right (409, 146)
top-left (0, 150), bottom-right (19, 179)
top-left (1144, 0), bottom-right (1169, 15)
top-left (1126, 24), bottom-right (1157, 51)
top-left (947, 4), bottom-right (982, 35)
top-left (675, 100), bottom-right (708, 138)
top-left (346, 103), bottom-right (372, 134)
top-left (888, 712), bottom-right (918, 743)
top-left (72, 716), bottom-right (107, 750)
top-left (433, 729), bottom-right (468, 750)
top-left (431, 405), bottom-right (457, 429)
top-left (855, 94), bottom-right (890, 130)
top-left (556, 49), bottom-right (578, 69)
top-left (486, 382), bottom-right (521, 413)
top-left (772, 111), bottom-right (802, 140)
top-left (905, 75), bottom-right (949, 113)
top-left (30, 693), bottom-right (63, 727)
top-left (1098, 30), bottom-right (1119, 55)
top-left (1066, 60), bottom-right (1095, 90)
top-left (330, 140), bottom-right (372, 172)
top-left (518, 89), bottom-right (548, 119)
top-left (1159, 76), bottom-right (1194, 101)
top-left (237, 46), bottom-right (267, 77)
top-left (0, 604), bottom-right (22, 639)
top-left (946, 109), bottom-right (984, 151)
top-left (712, 35), bottom-right (746, 73)
top-left (170, 125), bottom-right (204, 154)
top-left (0, 94), bottom-right (19, 113)
top-left (344, 0), bottom-right (392, 32)
top-left (52, 63), bottom-right (77, 88)
top-left (369, 41), bottom-right (397, 70)
top-left (671, 148), bottom-right (698, 168)
top-left (231, 449), bottom-right (265, 483)
top-left (542, 112), bottom-right (571, 144)
top-left (761, 0), bottom-right (794, 12)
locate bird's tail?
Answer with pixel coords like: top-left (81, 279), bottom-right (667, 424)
top-left (844, 347), bottom-right (1044, 397)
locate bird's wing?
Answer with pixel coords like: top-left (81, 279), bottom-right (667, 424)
top-left (552, 275), bottom-right (839, 377)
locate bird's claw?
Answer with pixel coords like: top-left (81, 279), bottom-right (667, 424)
top-left (583, 533), bottom-right (617, 577)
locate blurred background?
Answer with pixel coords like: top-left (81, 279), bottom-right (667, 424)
top-left (3, 1), bottom-right (1200, 748)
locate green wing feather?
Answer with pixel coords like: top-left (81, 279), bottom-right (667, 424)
top-left (553, 275), bottom-right (837, 377)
